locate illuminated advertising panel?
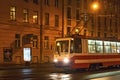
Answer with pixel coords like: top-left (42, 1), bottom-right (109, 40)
top-left (23, 48), bottom-right (31, 61)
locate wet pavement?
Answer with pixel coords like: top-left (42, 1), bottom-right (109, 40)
top-left (0, 63), bottom-right (120, 80)
top-left (0, 63), bottom-right (55, 70)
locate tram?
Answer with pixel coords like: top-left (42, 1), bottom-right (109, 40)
top-left (53, 34), bottom-right (120, 70)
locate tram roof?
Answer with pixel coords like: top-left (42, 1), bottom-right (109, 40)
top-left (56, 34), bottom-right (120, 42)
top-left (71, 34), bottom-right (120, 42)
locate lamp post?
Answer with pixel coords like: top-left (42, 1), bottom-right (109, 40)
top-left (91, 2), bottom-right (99, 37)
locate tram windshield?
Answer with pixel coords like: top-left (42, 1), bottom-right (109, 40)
top-left (55, 38), bottom-right (82, 55)
top-left (56, 40), bottom-right (69, 55)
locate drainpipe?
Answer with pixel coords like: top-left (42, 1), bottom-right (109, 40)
top-left (40, 0), bottom-right (43, 63)
top-left (62, 0), bottom-right (64, 37)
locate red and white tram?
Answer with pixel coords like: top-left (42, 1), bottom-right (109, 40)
top-left (53, 35), bottom-right (120, 70)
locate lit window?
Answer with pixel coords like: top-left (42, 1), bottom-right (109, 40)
top-left (33, 11), bottom-right (38, 24)
top-left (117, 42), bottom-right (120, 53)
top-left (111, 42), bottom-right (117, 53)
top-left (88, 40), bottom-right (96, 53)
top-left (10, 6), bottom-right (16, 21)
top-left (95, 40), bottom-right (103, 53)
top-left (104, 41), bottom-right (111, 53)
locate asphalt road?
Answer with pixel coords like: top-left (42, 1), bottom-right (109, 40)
top-left (0, 64), bottom-right (120, 80)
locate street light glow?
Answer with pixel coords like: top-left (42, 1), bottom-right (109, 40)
top-left (92, 2), bottom-right (99, 11)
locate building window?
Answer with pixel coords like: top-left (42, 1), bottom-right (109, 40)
top-left (10, 6), bottom-right (16, 21)
top-left (110, 18), bottom-right (112, 31)
top-left (55, 0), bottom-right (59, 8)
top-left (67, 27), bottom-right (71, 36)
top-left (104, 33), bottom-right (107, 38)
top-left (33, 0), bottom-right (38, 4)
top-left (98, 32), bottom-right (100, 37)
top-left (15, 34), bottom-right (20, 48)
top-left (76, 9), bottom-right (80, 20)
top-left (32, 35), bottom-right (38, 48)
top-left (45, 13), bottom-right (49, 25)
top-left (67, 20), bottom-right (71, 25)
top-left (84, 30), bottom-right (86, 36)
top-left (98, 16), bottom-right (100, 30)
top-left (33, 11), bottom-right (38, 24)
top-left (67, 7), bottom-right (71, 19)
top-left (76, 0), bottom-right (80, 7)
top-left (55, 15), bottom-right (59, 27)
top-left (91, 31), bottom-right (94, 37)
top-left (44, 36), bottom-right (49, 49)
top-left (67, 0), bottom-right (72, 5)
top-left (23, 9), bottom-right (28, 22)
top-left (91, 15), bottom-right (94, 29)
top-left (44, 0), bottom-right (49, 6)
top-left (104, 17), bottom-right (107, 27)
top-left (84, 0), bottom-right (88, 10)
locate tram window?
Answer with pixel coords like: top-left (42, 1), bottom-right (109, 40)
top-left (117, 47), bottom-right (120, 53)
top-left (111, 42), bottom-right (117, 53)
top-left (117, 42), bottom-right (120, 53)
top-left (74, 38), bottom-right (82, 53)
top-left (56, 40), bottom-right (69, 53)
top-left (88, 45), bottom-right (95, 53)
top-left (104, 46), bottom-right (111, 53)
top-left (117, 42), bottom-right (120, 46)
top-left (104, 41), bottom-right (111, 53)
top-left (70, 40), bottom-right (74, 53)
top-left (88, 40), bottom-right (95, 53)
top-left (96, 40), bottom-right (103, 53)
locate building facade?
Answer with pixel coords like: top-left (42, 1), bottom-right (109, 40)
top-left (0, 0), bottom-right (120, 65)
top-left (40, 0), bottom-right (63, 63)
top-left (0, 0), bottom-right (62, 64)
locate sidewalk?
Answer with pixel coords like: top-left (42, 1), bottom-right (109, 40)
top-left (0, 63), bottom-right (55, 70)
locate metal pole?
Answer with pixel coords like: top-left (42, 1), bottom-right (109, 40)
top-left (62, 0), bottom-right (64, 37)
top-left (40, 0), bottom-right (43, 63)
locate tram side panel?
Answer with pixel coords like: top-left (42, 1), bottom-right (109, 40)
top-left (70, 54), bottom-right (120, 69)
top-left (70, 39), bottom-right (120, 69)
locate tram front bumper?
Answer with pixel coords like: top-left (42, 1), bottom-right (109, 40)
top-left (54, 60), bottom-right (71, 67)
top-left (54, 61), bottom-right (70, 67)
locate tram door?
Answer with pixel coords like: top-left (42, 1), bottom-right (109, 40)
top-left (23, 48), bottom-right (31, 62)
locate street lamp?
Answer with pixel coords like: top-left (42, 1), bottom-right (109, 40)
top-left (91, 2), bottom-right (99, 12)
top-left (75, 28), bottom-right (79, 34)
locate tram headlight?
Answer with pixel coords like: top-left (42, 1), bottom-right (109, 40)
top-left (53, 58), bottom-right (58, 63)
top-left (63, 58), bottom-right (69, 63)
